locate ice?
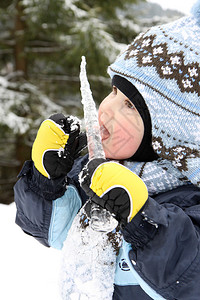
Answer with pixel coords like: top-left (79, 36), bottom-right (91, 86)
top-left (79, 56), bottom-right (118, 232)
top-left (60, 57), bottom-right (121, 300)
top-left (60, 207), bottom-right (120, 300)
top-left (89, 203), bottom-right (118, 233)
top-left (80, 56), bottom-right (105, 161)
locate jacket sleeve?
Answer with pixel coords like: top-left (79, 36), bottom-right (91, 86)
top-left (14, 160), bottom-right (84, 249)
top-left (122, 185), bottom-right (200, 300)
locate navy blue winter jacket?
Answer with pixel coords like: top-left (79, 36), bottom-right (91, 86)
top-left (14, 156), bottom-right (200, 300)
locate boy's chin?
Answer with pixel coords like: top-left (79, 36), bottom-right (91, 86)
top-left (103, 142), bottom-right (137, 160)
top-left (104, 151), bottom-right (132, 161)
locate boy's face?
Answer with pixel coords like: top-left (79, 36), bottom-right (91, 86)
top-left (98, 86), bottom-right (144, 160)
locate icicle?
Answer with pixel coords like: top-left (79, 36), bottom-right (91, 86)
top-left (60, 57), bottom-right (122, 300)
top-left (60, 211), bottom-right (120, 300)
top-left (80, 56), bottom-right (118, 232)
top-left (80, 56), bottom-right (105, 160)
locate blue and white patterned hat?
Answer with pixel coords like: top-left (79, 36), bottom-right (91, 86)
top-left (108, 2), bottom-right (200, 187)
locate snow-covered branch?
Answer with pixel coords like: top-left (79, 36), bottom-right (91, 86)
top-left (0, 75), bottom-right (61, 135)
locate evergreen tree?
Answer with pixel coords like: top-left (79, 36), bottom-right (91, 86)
top-left (0, 0), bottom-right (142, 94)
top-left (0, 0), bottom-right (144, 203)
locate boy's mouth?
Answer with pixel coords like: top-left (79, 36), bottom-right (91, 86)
top-left (100, 124), bottom-right (110, 141)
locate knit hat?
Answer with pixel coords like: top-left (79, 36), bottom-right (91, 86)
top-left (112, 75), bottom-right (158, 162)
top-left (108, 2), bottom-right (200, 188)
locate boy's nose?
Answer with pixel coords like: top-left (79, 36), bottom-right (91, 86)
top-left (100, 111), bottom-right (110, 125)
top-left (99, 109), bottom-right (115, 132)
top-left (102, 100), bottom-right (115, 116)
top-left (100, 106), bottom-right (114, 123)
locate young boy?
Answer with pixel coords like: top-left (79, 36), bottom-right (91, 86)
top-left (14, 3), bottom-right (200, 300)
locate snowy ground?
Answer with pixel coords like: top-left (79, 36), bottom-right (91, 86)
top-left (0, 203), bottom-right (62, 300)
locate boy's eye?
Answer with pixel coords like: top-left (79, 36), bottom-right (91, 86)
top-left (124, 99), bottom-right (135, 109)
top-left (112, 86), bottom-right (117, 95)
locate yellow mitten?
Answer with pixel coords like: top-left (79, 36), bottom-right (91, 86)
top-left (32, 113), bottom-right (87, 178)
top-left (80, 158), bottom-right (148, 224)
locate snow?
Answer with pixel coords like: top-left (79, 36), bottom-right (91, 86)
top-left (67, 115), bottom-right (81, 132)
top-left (64, 0), bottom-right (87, 18)
top-left (0, 75), bottom-right (61, 135)
top-left (75, 19), bottom-right (125, 63)
top-left (0, 203), bottom-right (62, 300)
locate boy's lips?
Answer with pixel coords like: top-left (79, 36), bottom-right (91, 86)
top-left (100, 124), bottom-right (110, 141)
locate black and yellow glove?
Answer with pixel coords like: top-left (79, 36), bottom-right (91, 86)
top-left (32, 113), bottom-right (87, 179)
top-left (80, 159), bottom-right (148, 225)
